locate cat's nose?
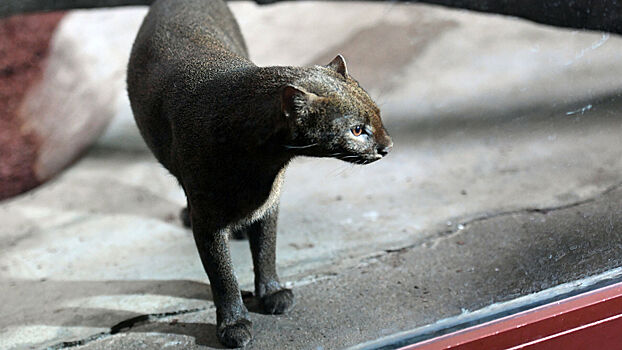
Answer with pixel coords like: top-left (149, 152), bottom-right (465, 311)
top-left (377, 143), bottom-right (393, 157)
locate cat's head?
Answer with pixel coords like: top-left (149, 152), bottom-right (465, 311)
top-left (281, 55), bottom-right (392, 164)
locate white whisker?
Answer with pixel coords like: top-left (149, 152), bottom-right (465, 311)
top-left (283, 143), bottom-right (318, 149)
top-left (334, 164), bottom-right (355, 176)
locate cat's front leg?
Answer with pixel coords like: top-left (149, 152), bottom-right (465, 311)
top-left (247, 205), bottom-right (295, 314)
top-left (190, 204), bottom-right (252, 348)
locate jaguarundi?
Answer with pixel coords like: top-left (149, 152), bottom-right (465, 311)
top-left (127, 0), bottom-right (392, 347)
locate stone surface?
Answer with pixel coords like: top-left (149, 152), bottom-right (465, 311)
top-left (67, 185), bottom-right (622, 350)
top-left (1, 2), bottom-right (622, 350)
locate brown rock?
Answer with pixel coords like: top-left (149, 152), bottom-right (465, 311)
top-left (0, 12), bottom-right (65, 200)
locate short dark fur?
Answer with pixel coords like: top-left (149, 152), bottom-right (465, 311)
top-left (127, 0), bottom-right (392, 347)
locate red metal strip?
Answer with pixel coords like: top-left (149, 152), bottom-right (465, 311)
top-left (401, 282), bottom-right (622, 350)
top-left (511, 312), bottom-right (622, 349)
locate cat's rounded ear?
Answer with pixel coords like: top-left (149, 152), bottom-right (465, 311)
top-left (326, 54), bottom-right (348, 78)
top-left (281, 85), bottom-right (318, 118)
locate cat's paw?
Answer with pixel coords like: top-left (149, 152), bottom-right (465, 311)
top-left (217, 318), bottom-right (252, 348)
top-left (260, 288), bottom-right (295, 315)
top-left (180, 207), bottom-right (191, 228)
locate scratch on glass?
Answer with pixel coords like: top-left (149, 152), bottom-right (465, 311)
top-left (564, 33), bottom-right (610, 66)
top-left (566, 104), bottom-right (593, 116)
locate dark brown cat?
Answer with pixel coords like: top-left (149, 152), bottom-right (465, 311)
top-left (127, 0), bottom-right (392, 347)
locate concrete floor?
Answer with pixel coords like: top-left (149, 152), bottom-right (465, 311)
top-left (2, 2), bottom-right (622, 350)
top-left (66, 181), bottom-right (622, 350)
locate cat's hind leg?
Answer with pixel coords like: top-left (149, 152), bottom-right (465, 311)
top-left (230, 225), bottom-right (248, 240)
top-left (180, 206), bottom-right (191, 228)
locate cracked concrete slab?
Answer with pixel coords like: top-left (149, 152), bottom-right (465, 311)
top-left (2, 2), bottom-right (622, 350)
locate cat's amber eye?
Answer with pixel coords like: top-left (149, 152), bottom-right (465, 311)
top-left (351, 125), bottom-right (364, 136)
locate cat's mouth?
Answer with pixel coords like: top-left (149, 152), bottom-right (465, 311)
top-left (336, 153), bottom-right (383, 165)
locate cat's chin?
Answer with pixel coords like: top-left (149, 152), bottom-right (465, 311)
top-left (337, 154), bottom-right (382, 165)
